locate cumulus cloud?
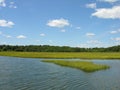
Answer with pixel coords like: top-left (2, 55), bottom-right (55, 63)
top-left (110, 29), bottom-right (120, 34)
top-left (0, 20), bottom-right (14, 27)
top-left (92, 6), bottom-right (120, 19)
top-left (40, 33), bottom-right (45, 36)
top-left (86, 33), bottom-right (95, 37)
top-left (17, 35), bottom-right (26, 39)
top-left (47, 18), bottom-right (70, 28)
top-left (99, 0), bottom-right (119, 3)
top-left (0, 0), bottom-right (6, 7)
top-left (86, 3), bottom-right (96, 9)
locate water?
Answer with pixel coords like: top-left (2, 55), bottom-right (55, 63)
top-left (0, 56), bottom-right (120, 90)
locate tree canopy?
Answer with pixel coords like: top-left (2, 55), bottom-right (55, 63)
top-left (0, 45), bottom-right (120, 52)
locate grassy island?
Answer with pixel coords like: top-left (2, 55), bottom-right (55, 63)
top-left (42, 60), bottom-right (110, 72)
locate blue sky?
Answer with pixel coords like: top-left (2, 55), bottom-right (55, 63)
top-left (0, 0), bottom-right (120, 47)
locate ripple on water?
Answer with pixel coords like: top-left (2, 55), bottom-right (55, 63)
top-left (0, 57), bottom-right (120, 90)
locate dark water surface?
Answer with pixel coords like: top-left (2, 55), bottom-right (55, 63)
top-left (0, 56), bottom-right (120, 90)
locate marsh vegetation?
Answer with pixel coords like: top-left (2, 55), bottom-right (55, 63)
top-left (42, 60), bottom-right (110, 72)
top-left (0, 52), bottom-right (120, 59)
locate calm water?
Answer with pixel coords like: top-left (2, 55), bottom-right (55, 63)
top-left (0, 56), bottom-right (120, 90)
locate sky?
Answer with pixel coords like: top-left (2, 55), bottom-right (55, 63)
top-left (0, 0), bottom-right (120, 47)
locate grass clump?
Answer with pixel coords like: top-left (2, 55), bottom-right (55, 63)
top-left (42, 60), bottom-right (110, 72)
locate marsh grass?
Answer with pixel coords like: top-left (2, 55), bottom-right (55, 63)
top-left (0, 52), bottom-right (120, 59)
top-left (42, 60), bottom-right (110, 72)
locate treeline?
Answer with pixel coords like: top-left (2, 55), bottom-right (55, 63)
top-left (0, 45), bottom-right (120, 52)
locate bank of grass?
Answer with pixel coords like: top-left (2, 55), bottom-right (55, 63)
top-left (0, 52), bottom-right (120, 59)
top-left (42, 60), bottom-right (110, 72)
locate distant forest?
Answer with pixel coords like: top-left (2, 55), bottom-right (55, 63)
top-left (0, 45), bottom-right (120, 52)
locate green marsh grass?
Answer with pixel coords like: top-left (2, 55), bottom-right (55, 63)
top-left (42, 60), bottom-right (110, 72)
top-left (0, 52), bottom-right (120, 59)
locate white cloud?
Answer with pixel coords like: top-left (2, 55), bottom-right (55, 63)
top-left (2, 34), bottom-right (12, 38)
top-left (0, 20), bottom-right (14, 27)
top-left (10, 2), bottom-right (15, 5)
top-left (40, 33), bottom-right (45, 36)
top-left (9, 2), bottom-right (17, 8)
top-left (47, 18), bottom-right (70, 28)
top-left (17, 35), bottom-right (26, 39)
top-left (86, 3), bottom-right (96, 9)
top-left (9, 5), bottom-right (17, 8)
top-left (0, 0), bottom-right (6, 7)
top-left (60, 29), bottom-right (66, 32)
top-left (110, 30), bottom-right (118, 34)
top-left (5, 35), bottom-right (12, 38)
top-left (99, 0), bottom-right (119, 3)
top-left (110, 29), bottom-right (120, 34)
top-left (0, 31), bottom-right (12, 38)
top-left (86, 33), bottom-right (95, 37)
top-left (0, 1), bottom-right (17, 8)
top-left (92, 6), bottom-right (120, 19)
